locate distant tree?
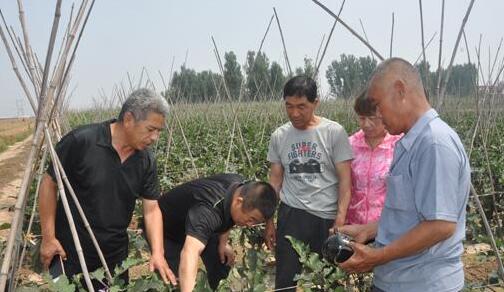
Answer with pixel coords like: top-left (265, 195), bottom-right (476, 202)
top-left (169, 66), bottom-right (221, 102)
top-left (223, 51), bottom-right (243, 99)
top-left (415, 61), bottom-right (437, 99)
top-left (269, 61), bottom-right (285, 97)
top-left (294, 57), bottom-right (315, 78)
top-left (170, 66), bottom-right (198, 102)
top-left (445, 63), bottom-right (477, 96)
top-left (415, 62), bottom-right (477, 98)
top-left (245, 51), bottom-right (270, 100)
top-left (196, 70), bottom-right (222, 102)
top-left (326, 54), bottom-right (377, 99)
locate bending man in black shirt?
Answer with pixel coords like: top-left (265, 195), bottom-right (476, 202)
top-left (156, 173), bottom-right (277, 291)
top-left (38, 88), bottom-right (175, 289)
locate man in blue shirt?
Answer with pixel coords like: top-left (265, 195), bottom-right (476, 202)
top-left (339, 58), bottom-right (470, 292)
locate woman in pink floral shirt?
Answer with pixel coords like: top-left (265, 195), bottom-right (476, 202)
top-left (346, 92), bottom-right (402, 225)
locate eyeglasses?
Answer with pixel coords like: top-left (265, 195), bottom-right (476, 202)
top-left (357, 115), bottom-right (382, 125)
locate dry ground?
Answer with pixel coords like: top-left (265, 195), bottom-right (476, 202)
top-left (0, 118), bottom-right (33, 153)
top-left (0, 117), bottom-right (33, 240)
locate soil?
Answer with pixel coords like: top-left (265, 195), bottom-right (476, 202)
top-left (0, 118), bottom-right (33, 138)
top-left (0, 134), bottom-right (33, 240)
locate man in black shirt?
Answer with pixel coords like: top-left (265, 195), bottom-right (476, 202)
top-left (156, 173), bottom-right (277, 291)
top-left (38, 88), bottom-right (175, 288)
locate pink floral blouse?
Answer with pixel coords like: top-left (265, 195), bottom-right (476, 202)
top-left (345, 130), bottom-right (402, 225)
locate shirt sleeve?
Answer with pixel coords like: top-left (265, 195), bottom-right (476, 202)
top-left (46, 132), bottom-right (77, 181)
top-left (413, 143), bottom-right (462, 222)
top-left (141, 152), bottom-right (160, 200)
top-left (267, 130), bottom-right (281, 163)
top-left (331, 126), bottom-right (353, 163)
top-left (185, 204), bottom-right (223, 245)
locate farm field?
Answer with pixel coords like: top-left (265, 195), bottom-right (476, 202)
top-left (1, 0), bottom-right (503, 290)
top-left (0, 118), bottom-right (33, 154)
top-left (9, 98), bottom-right (500, 291)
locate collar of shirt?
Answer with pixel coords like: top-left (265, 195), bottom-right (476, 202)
top-left (398, 108), bottom-right (439, 152)
top-left (95, 118), bottom-right (146, 164)
top-left (96, 119), bottom-right (117, 148)
top-left (352, 129), bottom-right (397, 150)
top-left (215, 182), bottom-right (240, 227)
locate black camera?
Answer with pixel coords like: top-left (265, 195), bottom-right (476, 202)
top-left (322, 232), bottom-right (354, 264)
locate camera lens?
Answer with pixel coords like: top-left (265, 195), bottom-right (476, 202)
top-left (322, 232), bottom-right (354, 263)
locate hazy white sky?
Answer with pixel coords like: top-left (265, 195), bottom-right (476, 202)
top-left (1, 0), bottom-right (502, 118)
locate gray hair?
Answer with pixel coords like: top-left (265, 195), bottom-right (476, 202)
top-left (118, 88), bottom-right (169, 122)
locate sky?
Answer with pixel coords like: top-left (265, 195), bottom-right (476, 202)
top-left (0, 0), bottom-right (503, 118)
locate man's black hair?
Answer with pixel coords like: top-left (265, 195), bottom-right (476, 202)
top-left (239, 181), bottom-right (277, 219)
top-left (283, 75), bottom-right (318, 103)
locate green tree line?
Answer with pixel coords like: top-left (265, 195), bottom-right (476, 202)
top-left (165, 52), bottom-right (477, 102)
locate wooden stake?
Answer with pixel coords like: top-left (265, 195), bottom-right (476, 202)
top-left (437, 0), bottom-right (476, 110)
top-left (390, 12), bottom-right (395, 58)
top-left (436, 0), bottom-right (445, 100)
top-left (44, 127), bottom-right (95, 291)
top-left (312, 0), bottom-right (384, 61)
top-left (418, 0), bottom-right (430, 99)
top-left (314, 0), bottom-right (346, 79)
top-left (273, 7), bottom-right (292, 76)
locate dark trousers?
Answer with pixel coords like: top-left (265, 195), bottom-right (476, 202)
top-left (275, 203), bottom-right (334, 291)
top-left (164, 234), bottom-right (230, 290)
top-left (49, 256), bottom-right (128, 290)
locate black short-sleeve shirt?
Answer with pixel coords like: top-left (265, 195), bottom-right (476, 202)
top-left (47, 119), bottom-right (160, 265)
top-left (157, 173), bottom-right (244, 245)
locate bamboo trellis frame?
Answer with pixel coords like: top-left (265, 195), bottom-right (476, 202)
top-left (0, 1), bottom-right (111, 291)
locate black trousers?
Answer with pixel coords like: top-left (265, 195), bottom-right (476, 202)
top-left (164, 234), bottom-right (230, 290)
top-left (275, 203), bottom-right (334, 291)
top-left (49, 255), bottom-right (128, 290)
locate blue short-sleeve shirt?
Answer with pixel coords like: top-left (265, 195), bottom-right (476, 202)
top-left (374, 109), bottom-right (471, 292)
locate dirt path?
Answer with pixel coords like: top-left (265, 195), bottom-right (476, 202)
top-left (0, 135), bottom-right (33, 240)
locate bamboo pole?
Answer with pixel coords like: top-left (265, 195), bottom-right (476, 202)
top-left (470, 184), bottom-right (504, 280)
top-left (314, 0), bottom-right (346, 79)
top-left (44, 128), bottom-right (94, 291)
top-left (273, 7), bottom-right (292, 76)
top-left (160, 88), bottom-right (199, 177)
top-left (36, 0), bottom-right (63, 125)
top-left (389, 12), bottom-right (394, 58)
top-left (413, 32), bottom-right (438, 65)
top-left (212, 37), bottom-right (253, 169)
top-left (0, 15), bottom-right (37, 113)
top-left (436, 0), bottom-right (446, 100)
top-left (312, 0), bottom-right (384, 61)
top-left (257, 14), bottom-right (274, 56)
top-left (0, 0), bottom-right (95, 288)
top-left (0, 21), bottom-right (46, 287)
top-left (418, 0), bottom-right (430, 97)
top-left (16, 0), bottom-right (38, 92)
top-left (476, 35), bottom-right (487, 88)
top-left (313, 34), bottom-right (325, 74)
top-left (437, 0), bottom-right (476, 110)
top-left (359, 19), bottom-right (376, 61)
top-left (488, 38), bottom-right (503, 81)
top-left (0, 12), bottom-right (32, 88)
top-left (15, 147), bottom-right (48, 284)
top-left (50, 0), bottom-right (95, 121)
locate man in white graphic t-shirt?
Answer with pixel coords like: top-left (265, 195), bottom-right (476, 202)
top-left (265, 75), bottom-right (353, 291)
